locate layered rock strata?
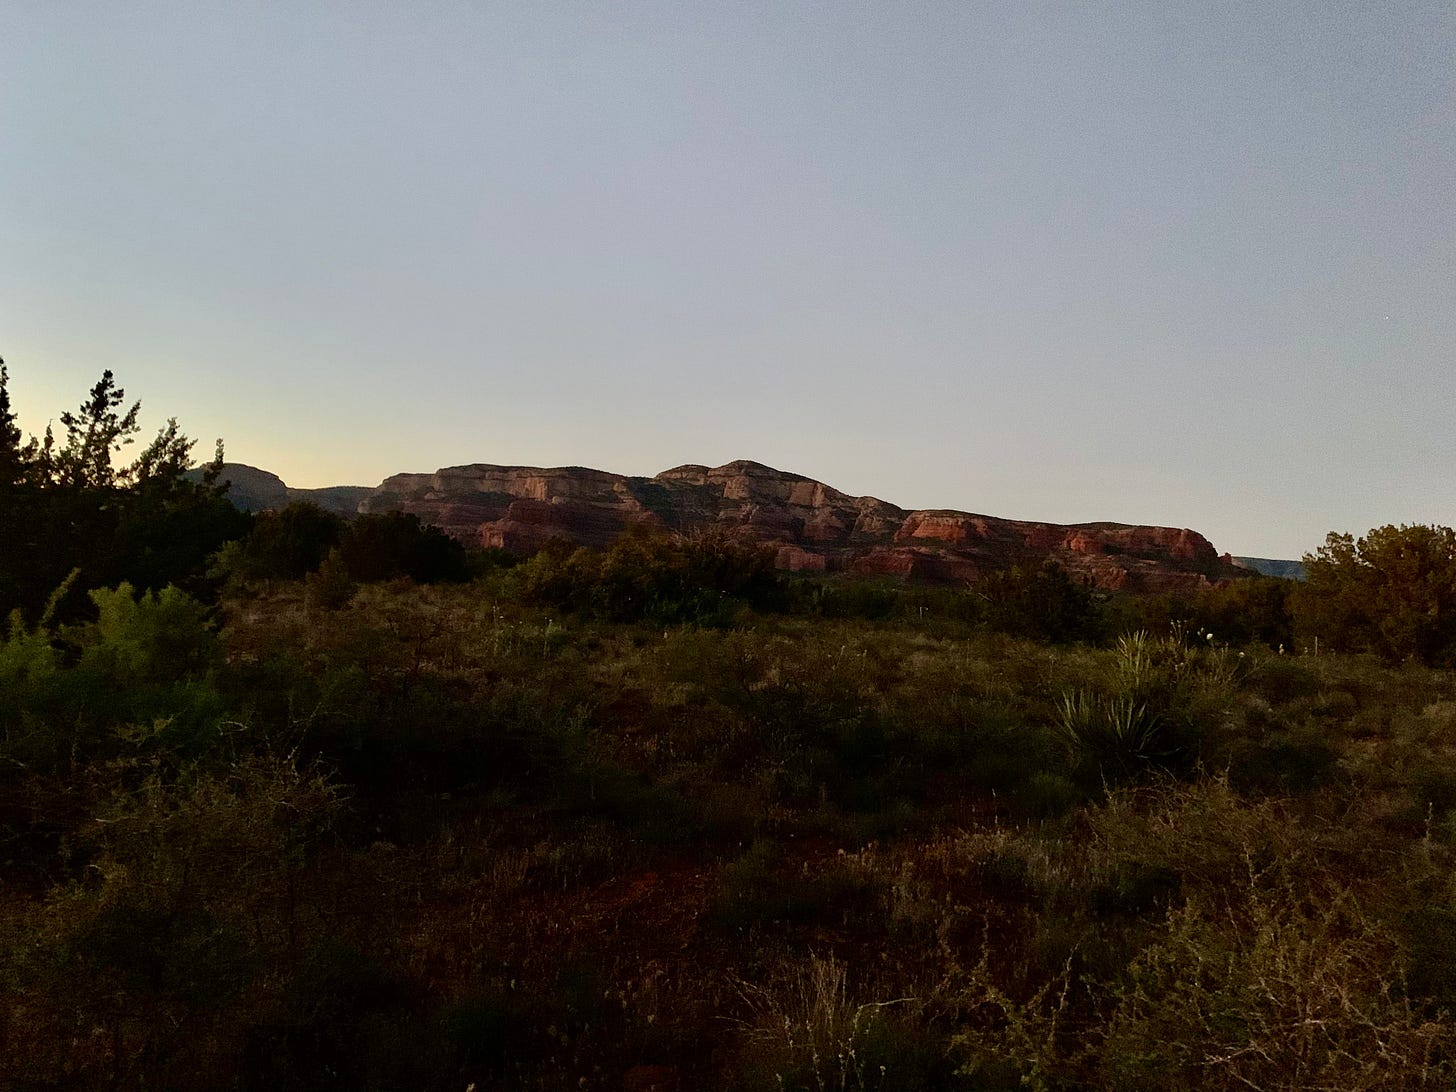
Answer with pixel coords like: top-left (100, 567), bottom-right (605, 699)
top-left (357, 459), bottom-right (1234, 592)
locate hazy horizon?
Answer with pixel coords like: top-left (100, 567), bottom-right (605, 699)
top-left (4, 2), bottom-right (1452, 559)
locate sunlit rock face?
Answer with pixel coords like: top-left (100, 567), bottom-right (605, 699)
top-left (359, 459), bottom-right (1234, 592)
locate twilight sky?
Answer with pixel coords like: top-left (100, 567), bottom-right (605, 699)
top-left (2, 2), bottom-right (1452, 558)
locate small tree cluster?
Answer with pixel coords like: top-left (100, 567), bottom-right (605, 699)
top-left (0, 361), bottom-right (249, 621)
top-left (1108, 576), bottom-right (1295, 651)
top-left (515, 526), bottom-right (782, 624)
top-left (217, 504), bottom-right (468, 591)
top-left (979, 560), bottom-right (1103, 644)
top-left (1294, 524), bottom-right (1456, 665)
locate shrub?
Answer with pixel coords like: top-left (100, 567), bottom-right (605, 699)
top-left (1055, 691), bottom-right (1174, 780)
top-left (1247, 655), bottom-right (1321, 704)
top-left (515, 527), bottom-right (781, 624)
top-left (708, 842), bottom-right (883, 934)
top-left (786, 578), bottom-right (902, 621)
top-left (732, 952), bottom-right (941, 1091)
top-left (0, 582), bottom-right (226, 771)
top-left (339, 511), bottom-right (469, 584)
top-left (1190, 577), bottom-right (1294, 649)
top-left (979, 561), bottom-right (1102, 644)
top-left (80, 757), bottom-right (342, 917)
top-left (1227, 725), bottom-right (1338, 794)
top-left (305, 546), bottom-right (357, 609)
top-left (1111, 580), bottom-right (1296, 652)
top-left (950, 949), bottom-right (1081, 1090)
top-left (220, 501), bottom-right (344, 582)
top-left (1103, 884), bottom-right (1455, 1090)
top-left (85, 582), bottom-right (218, 685)
top-left (1294, 525), bottom-right (1456, 665)
top-left (1016, 772), bottom-right (1083, 820)
top-left (0, 365), bottom-right (251, 622)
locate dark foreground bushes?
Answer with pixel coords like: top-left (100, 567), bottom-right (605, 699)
top-left (514, 526), bottom-right (782, 624)
top-left (8, 564), bottom-right (1456, 1088)
top-left (216, 505), bottom-right (468, 593)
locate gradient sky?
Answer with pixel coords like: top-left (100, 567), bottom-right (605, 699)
top-left (3, 2), bottom-right (1452, 558)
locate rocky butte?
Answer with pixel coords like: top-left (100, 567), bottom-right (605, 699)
top-left (356, 460), bottom-right (1238, 593)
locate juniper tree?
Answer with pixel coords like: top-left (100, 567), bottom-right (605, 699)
top-left (56, 369), bottom-right (140, 489)
top-left (0, 362), bottom-right (247, 621)
top-left (1295, 524), bottom-right (1456, 665)
top-left (0, 358), bottom-right (36, 487)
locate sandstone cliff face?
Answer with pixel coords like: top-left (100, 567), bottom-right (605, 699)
top-left (357, 459), bottom-right (1234, 592)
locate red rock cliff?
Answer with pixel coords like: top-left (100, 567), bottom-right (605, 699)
top-left (357, 459), bottom-right (1233, 592)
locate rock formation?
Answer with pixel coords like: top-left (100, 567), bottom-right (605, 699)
top-left (190, 463), bottom-right (373, 516)
top-left (356, 459), bottom-right (1237, 592)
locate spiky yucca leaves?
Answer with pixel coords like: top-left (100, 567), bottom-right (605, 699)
top-left (1055, 691), bottom-right (1174, 780)
top-left (1054, 627), bottom-right (1237, 781)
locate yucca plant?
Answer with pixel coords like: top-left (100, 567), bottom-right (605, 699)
top-left (1114, 630), bottom-right (1157, 691)
top-left (1055, 689), bottom-right (1177, 780)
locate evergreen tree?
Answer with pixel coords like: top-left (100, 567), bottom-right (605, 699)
top-left (0, 360), bottom-right (249, 621)
top-left (0, 359), bottom-right (33, 487)
top-left (55, 369), bottom-right (140, 489)
top-left (1295, 524), bottom-right (1456, 664)
top-left (130, 418), bottom-right (197, 489)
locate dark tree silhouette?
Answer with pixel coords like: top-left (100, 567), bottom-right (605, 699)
top-left (0, 360), bottom-right (250, 622)
top-left (54, 369), bottom-right (141, 489)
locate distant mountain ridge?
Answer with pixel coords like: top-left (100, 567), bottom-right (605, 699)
top-left (357, 459), bottom-right (1242, 593)
top-left (1232, 556), bottom-right (1307, 581)
top-left (203, 458), bottom-right (1262, 592)
top-left (186, 463), bottom-right (371, 516)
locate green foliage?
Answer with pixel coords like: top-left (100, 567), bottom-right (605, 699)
top-left (10, 547), bottom-right (1456, 1088)
top-left (1103, 885), bottom-right (1449, 1090)
top-left (1227, 723), bottom-right (1338, 794)
top-left (709, 841), bottom-right (885, 934)
top-left (1295, 524), bottom-right (1456, 664)
top-left (86, 583), bottom-right (217, 684)
top-left (516, 527), bottom-right (781, 623)
top-left (218, 501), bottom-right (344, 583)
top-left (53, 368), bottom-right (141, 489)
top-left (0, 358), bottom-right (34, 487)
top-left (80, 758), bottom-right (341, 908)
top-left (1017, 771), bottom-right (1083, 819)
top-left (339, 510), bottom-right (469, 584)
top-left (1105, 577), bottom-right (1297, 656)
top-left (980, 560), bottom-right (1103, 644)
top-left (785, 577), bottom-right (900, 620)
top-left (214, 505), bottom-right (470, 591)
top-left (1053, 629), bottom-right (1233, 783)
top-left (951, 953), bottom-right (1080, 1091)
top-left (306, 546), bottom-right (357, 609)
top-left (780, 578), bottom-right (986, 627)
top-left (0, 363), bottom-right (249, 623)
top-left (0, 582), bottom-right (224, 774)
top-left (1055, 691), bottom-right (1170, 778)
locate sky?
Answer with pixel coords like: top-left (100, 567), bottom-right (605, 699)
top-left (2, 2), bottom-right (1452, 559)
